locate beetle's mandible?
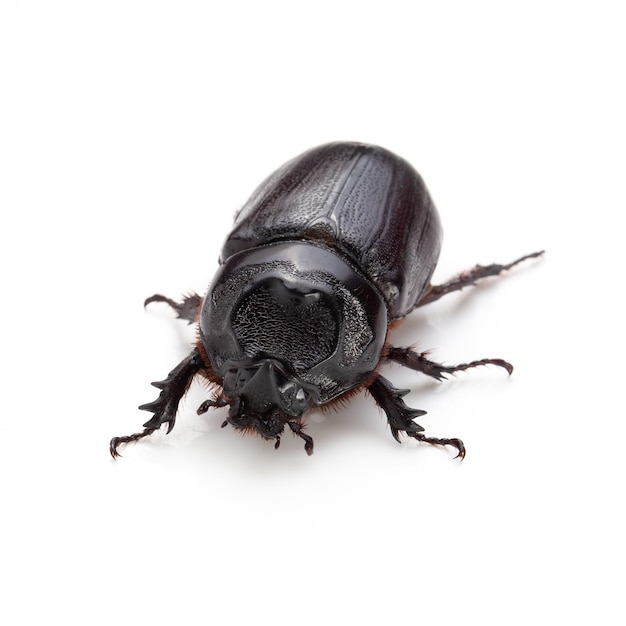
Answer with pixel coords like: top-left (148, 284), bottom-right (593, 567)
top-left (110, 142), bottom-right (542, 459)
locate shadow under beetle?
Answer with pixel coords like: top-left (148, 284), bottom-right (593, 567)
top-left (110, 142), bottom-right (542, 459)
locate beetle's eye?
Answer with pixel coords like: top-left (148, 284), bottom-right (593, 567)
top-left (280, 382), bottom-right (309, 412)
top-left (294, 387), bottom-right (308, 410)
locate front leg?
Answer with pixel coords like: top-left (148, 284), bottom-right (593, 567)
top-left (109, 348), bottom-right (205, 458)
top-left (367, 375), bottom-right (465, 459)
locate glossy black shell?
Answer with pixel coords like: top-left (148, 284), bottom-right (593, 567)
top-left (222, 142), bottom-right (442, 319)
top-left (200, 142), bottom-right (444, 407)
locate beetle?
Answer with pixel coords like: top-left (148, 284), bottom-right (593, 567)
top-left (110, 142), bottom-right (542, 459)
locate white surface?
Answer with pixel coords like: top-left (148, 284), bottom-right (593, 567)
top-left (1, 1), bottom-right (624, 624)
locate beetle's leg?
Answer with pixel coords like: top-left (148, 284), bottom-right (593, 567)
top-left (197, 395), bottom-right (229, 415)
top-left (144, 292), bottom-right (203, 324)
top-left (368, 375), bottom-right (465, 459)
top-left (387, 347), bottom-right (513, 380)
top-left (287, 421), bottom-right (314, 456)
top-left (109, 348), bottom-right (204, 458)
top-left (417, 250), bottom-right (544, 307)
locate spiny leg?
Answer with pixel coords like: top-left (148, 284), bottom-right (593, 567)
top-left (367, 375), bottom-right (465, 459)
top-left (387, 346), bottom-right (513, 380)
top-left (109, 348), bottom-right (204, 458)
top-left (417, 250), bottom-right (544, 308)
top-left (367, 376), bottom-right (426, 443)
top-left (144, 292), bottom-right (203, 324)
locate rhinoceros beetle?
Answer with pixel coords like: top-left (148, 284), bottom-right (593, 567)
top-left (110, 142), bottom-right (542, 459)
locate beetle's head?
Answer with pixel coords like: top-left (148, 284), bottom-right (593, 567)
top-left (222, 359), bottom-right (316, 453)
top-left (200, 242), bottom-right (388, 455)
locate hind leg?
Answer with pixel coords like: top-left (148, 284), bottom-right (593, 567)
top-left (387, 347), bottom-right (513, 379)
top-left (417, 251), bottom-right (543, 307)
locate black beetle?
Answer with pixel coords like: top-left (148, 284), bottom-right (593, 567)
top-left (110, 142), bottom-right (542, 459)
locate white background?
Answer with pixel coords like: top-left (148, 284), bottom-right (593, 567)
top-left (1, 1), bottom-right (624, 624)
